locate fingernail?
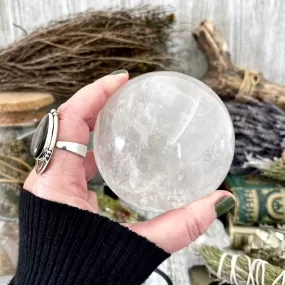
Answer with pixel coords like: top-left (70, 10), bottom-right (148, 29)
top-left (215, 196), bottom-right (235, 217)
top-left (110, 69), bottom-right (128, 75)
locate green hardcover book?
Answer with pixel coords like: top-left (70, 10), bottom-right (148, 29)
top-left (225, 174), bottom-right (285, 225)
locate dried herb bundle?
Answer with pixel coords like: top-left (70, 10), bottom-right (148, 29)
top-left (0, 6), bottom-right (176, 97)
top-left (224, 98), bottom-right (285, 174)
top-left (0, 128), bottom-right (34, 221)
top-left (200, 245), bottom-right (285, 285)
top-left (96, 191), bottom-right (145, 223)
top-left (244, 155), bottom-right (285, 182)
top-left (193, 20), bottom-right (285, 110)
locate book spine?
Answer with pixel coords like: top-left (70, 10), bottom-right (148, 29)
top-left (231, 187), bottom-right (285, 225)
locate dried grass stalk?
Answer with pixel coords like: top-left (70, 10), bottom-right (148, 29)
top-left (0, 6), bottom-right (176, 97)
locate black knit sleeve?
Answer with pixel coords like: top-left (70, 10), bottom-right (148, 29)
top-left (9, 190), bottom-right (170, 285)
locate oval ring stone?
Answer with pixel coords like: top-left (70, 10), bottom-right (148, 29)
top-left (30, 113), bottom-right (49, 158)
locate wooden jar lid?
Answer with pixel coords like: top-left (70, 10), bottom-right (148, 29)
top-left (0, 92), bottom-right (55, 127)
top-left (0, 92), bottom-right (54, 112)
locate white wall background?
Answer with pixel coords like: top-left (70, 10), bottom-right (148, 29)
top-left (0, 1), bottom-right (284, 284)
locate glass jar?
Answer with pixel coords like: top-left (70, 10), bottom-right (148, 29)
top-left (0, 123), bottom-right (35, 221)
top-left (0, 92), bottom-right (54, 276)
top-left (0, 93), bottom-right (54, 277)
top-left (0, 93), bottom-right (54, 222)
top-left (0, 220), bottom-right (18, 276)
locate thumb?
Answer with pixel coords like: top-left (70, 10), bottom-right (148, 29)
top-left (126, 190), bottom-right (235, 253)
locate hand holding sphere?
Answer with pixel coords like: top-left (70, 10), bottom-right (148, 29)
top-left (25, 71), bottom-right (235, 254)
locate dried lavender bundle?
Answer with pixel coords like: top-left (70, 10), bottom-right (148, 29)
top-left (0, 6), bottom-right (176, 97)
top-left (224, 97), bottom-right (285, 174)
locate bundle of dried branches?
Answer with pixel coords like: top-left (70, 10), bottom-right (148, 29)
top-left (0, 6), bottom-right (176, 97)
top-left (192, 20), bottom-right (285, 174)
top-left (200, 245), bottom-right (285, 285)
top-left (193, 20), bottom-right (285, 110)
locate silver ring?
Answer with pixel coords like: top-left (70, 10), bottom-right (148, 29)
top-left (56, 141), bottom-right (87, 157)
top-left (32, 109), bottom-right (88, 174)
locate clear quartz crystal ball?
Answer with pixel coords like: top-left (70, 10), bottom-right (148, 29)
top-left (93, 71), bottom-right (235, 212)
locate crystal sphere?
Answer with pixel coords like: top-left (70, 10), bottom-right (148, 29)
top-left (93, 71), bottom-right (235, 212)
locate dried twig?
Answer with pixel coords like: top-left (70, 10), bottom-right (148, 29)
top-left (193, 20), bottom-right (285, 109)
top-left (0, 6), bottom-right (176, 97)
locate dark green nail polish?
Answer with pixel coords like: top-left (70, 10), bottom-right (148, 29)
top-left (215, 196), bottom-right (235, 217)
top-left (110, 69), bottom-right (128, 75)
